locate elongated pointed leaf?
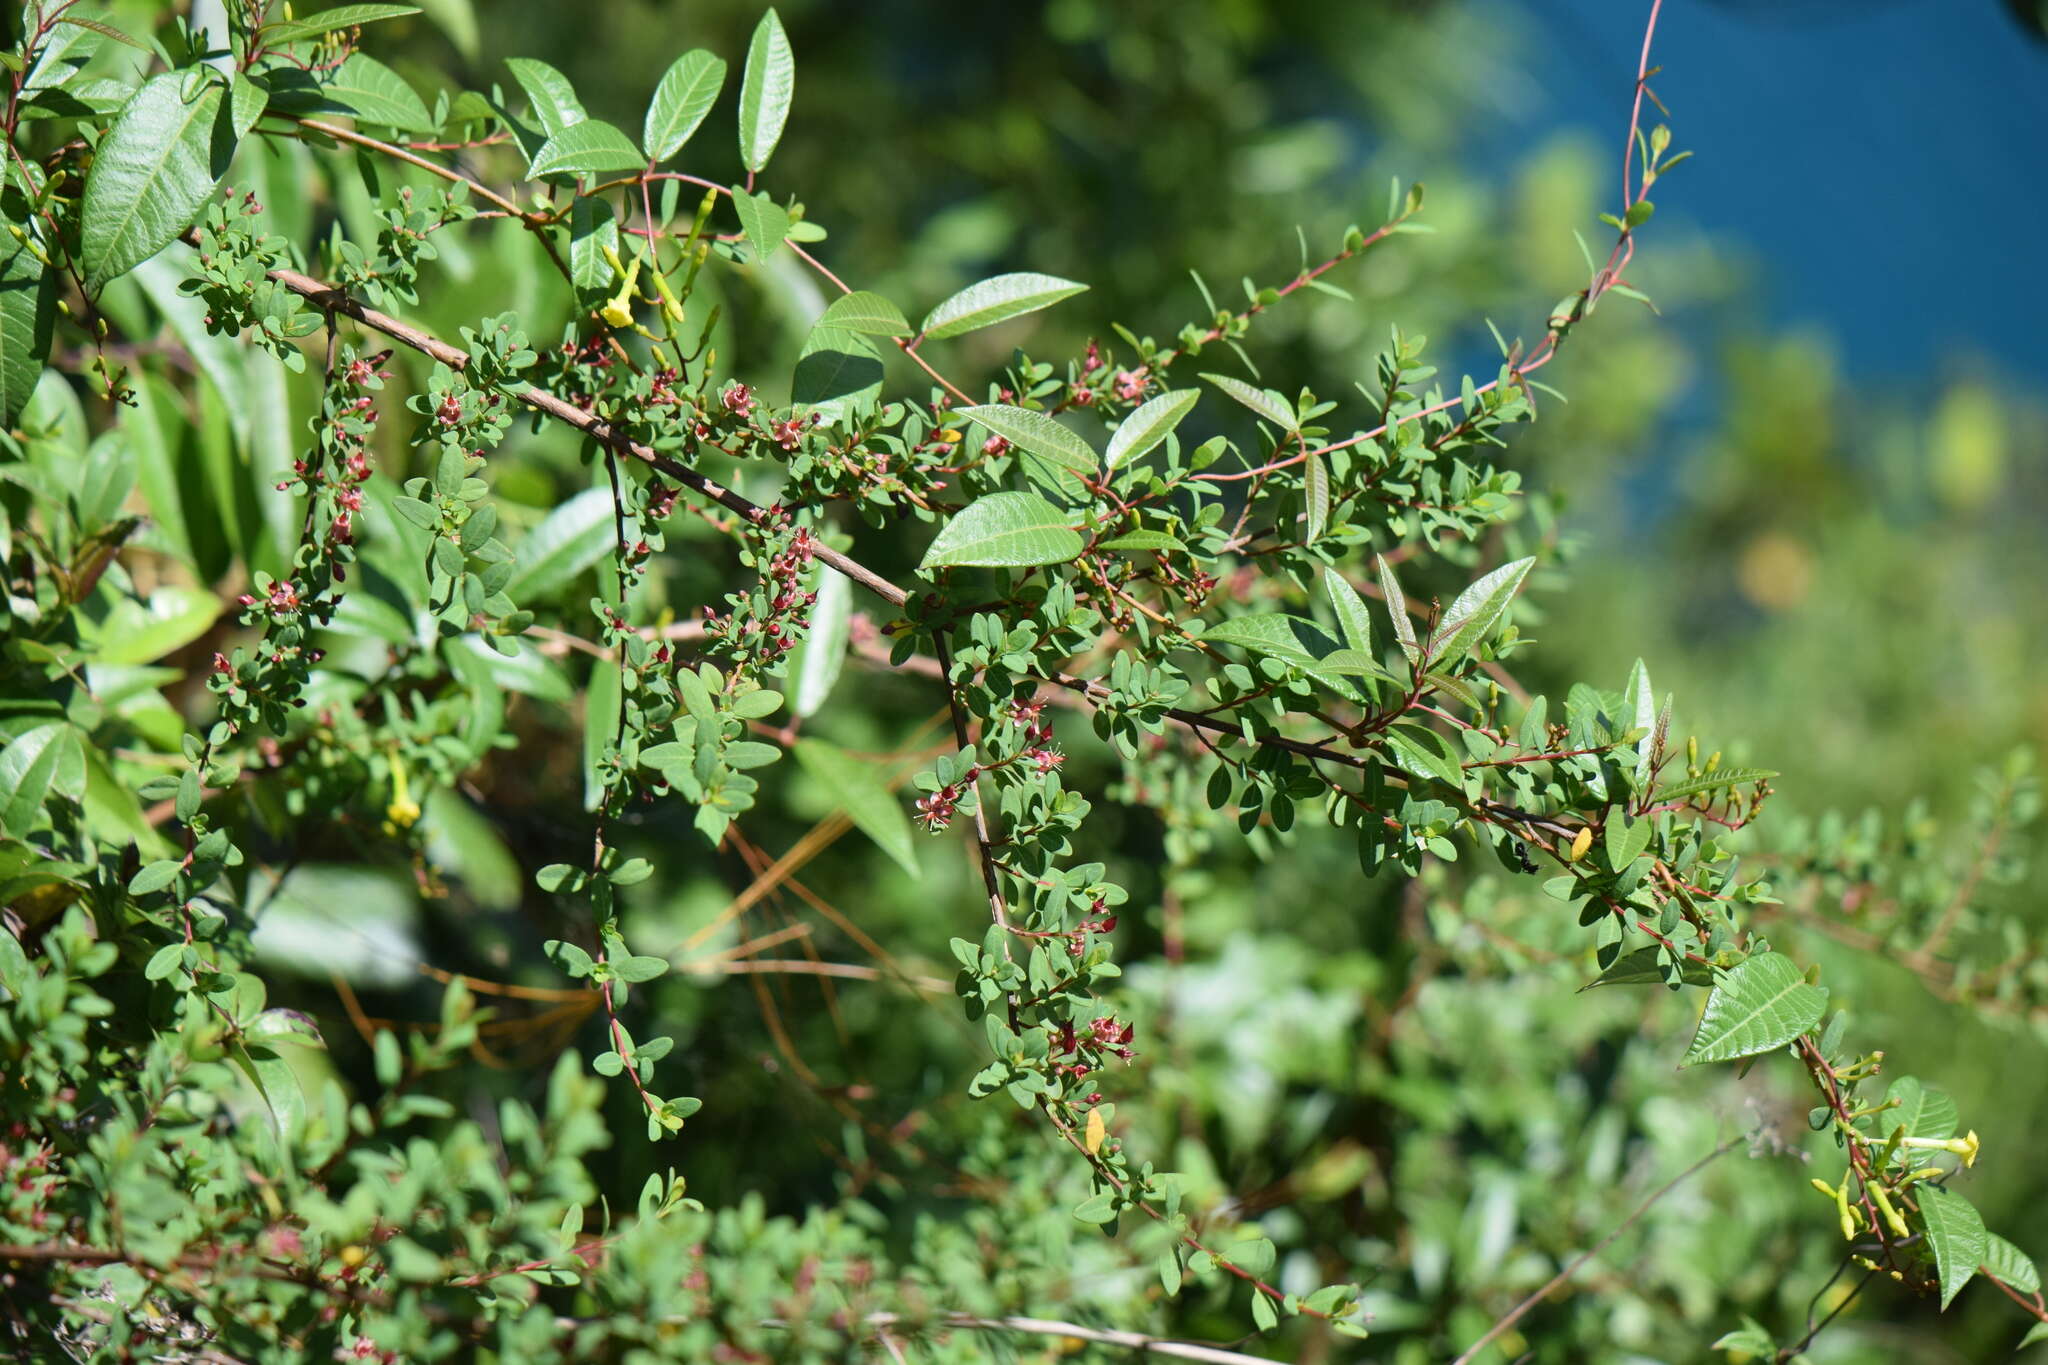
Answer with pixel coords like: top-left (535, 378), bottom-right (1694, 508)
top-left (920, 492), bottom-right (1081, 569)
top-left (318, 53), bottom-right (434, 133)
top-left (1200, 372), bottom-right (1296, 429)
top-left (1984, 1234), bottom-right (2040, 1296)
top-left (794, 740), bottom-right (918, 878)
top-left (0, 230), bottom-right (56, 427)
top-left (958, 404), bottom-right (1097, 479)
top-left (583, 659), bottom-right (620, 813)
top-left (504, 487), bottom-right (614, 601)
top-left (1650, 767), bottom-right (1779, 805)
top-left (820, 290), bottom-right (911, 337)
top-left (1304, 450), bottom-right (1329, 542)
top-left (1681, 952), bottom-right (1827, 1066)
top-left (82, 74), bottom-right (234, 291)
top-left (1376, 554), bottom-right (1418, 662)
top-left (505, 57), bottom-right (584, 137)
top-left (1918, 1186), bottom-right (1985, 1310)
top-left (1323, 569), bottom-right (1373, 656)
top-left (643, 50), bottom-right (725, 160)
top-left (569, 196), bottom-right (618, 290)
top-left (1105, 388), bottom-right (1198, 468)
top-left (1, 724), bottom-right (85, 836)
top-left (259, 3), bottom-right (420, 44)
top-left (1199, 613), bottom-right (1361, 701)
top-left (532, 119), bottom-right (645, 178)
top-left (1432, 556), bottom-right (1533, 664)
top-left (788, 569), bottom-right (850, 717)
top-left (1098, 530), bottom-right (1184, 552)
top-left (921, 272), bottom-right (1087, 341)
top-left (737, 8), bottom-right (794, 173)
top-left (1579, 944), bottom-right (1717, 990)
top-left (1881, 1076), bottom-right (1958, 1142)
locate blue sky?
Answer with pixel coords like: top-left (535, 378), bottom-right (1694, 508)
top-left (1526, 0), bottom-right (2047, 385)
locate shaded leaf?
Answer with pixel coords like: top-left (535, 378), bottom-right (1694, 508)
top-left (794, 740), bottom-right (919, 878)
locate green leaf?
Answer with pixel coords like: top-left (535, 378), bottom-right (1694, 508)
top-left (957, 404), bottom-right (1097, 482)
top-left (81, 74), bottom-right (237, 292)
top-left (819, 291), bottom-right (911, 337)
top-left (0, 228), bottom-right (57, 428)
top-left (1432, 557), bottom-right (1534, 664)
top-left (94, 585), bottom-right (223, 665)
top-left (584, 660), bottom-right (620, 813)
top-left (1881, 1075), bottom-right (1958, 1142)
top-left (1200, 613), bottom-right (1361, 701)
top-left (505, 487), bottom-right (614, 602)
top-left (730, 187), bottom-right (789, 260)
top-left (642, 49), bottom-right (725, 160)
top-left (1710, 1318), bottom-right (1776, 1355)
top-left (791, 325), bottom-right (882, 424)
top-left (1097, 530), bottom-right (1184, 553)
top-left (1985, 1234), bottom-right (2041, 1296)
top-left (1385, 724), bottom-right (1464, 789)
top-left (1072, 1193), bottom-right (1117, 1225)
top-left (1681, 952), bottom-right (1827, 1066)
top-left (1603, 813), bottom-right (1651, 872)
top-left (569, 196), bottom-right (618, 291)
top-left (1323, 569), bottom-right (1373, 656)
top-left (788, 568), bottom-right (851, 717)
top-left (259, 4), bottom-right (421, 44)
top-left (736, 8), bottom-right (794, 174)
top-left (1105, 389), bottom-right (1198, 469)
top-left (1376, 555), bottom-right (1418, 663)
top-left (794, 740), bottom-right (919, 878)
top-left (531, 120), bottom-right (645, 178)
top-left (1919, 1185), bottom-right (1986, 1310)
top-left (1580, 944), bottom-right (1716, 990)
top-left (921, 272), bottom-right (1088, 341)
top-left (1651, 767), bottom-right (1779, 805)
top-left (1303, 449), bottom-right (1329, 543)
top-left (504, 58), bottom-right (584, 137)
top-left (1250, 1289), bottom-right (1278, 1331)
top-left (920, 492), bottom-right (1082, 570)
top-left (1, 724), bottom-right (86, 837)
top-left (318, 53), bottom-right (435, 133)
top-left (1200, 372), bottom-right (1296, 430)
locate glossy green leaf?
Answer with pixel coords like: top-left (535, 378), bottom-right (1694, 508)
top-left (1098, 530), bottom-right (1185, 552)
top-left (1200, 613), bottom-right (1361, 700)
top-left (569, 196), bottom-right (618, 290)
top-left (921, 272), bottom-right (1087, 341)
top-left (1881, 1075), bottom-right (1958, 1142)
top-left (957, 403), bottom-right (1097, 480)
top-left (1, 724), bottom-right (86, 837)
top-left (0, 229), bottom-right (56, 428)
top-left (1651, 767), bottom-right (1780, 805)
top-left (1200, 372), bottom-right (1296, 429)
top-left (1376, 554), bottom-right (1418, 663)
top-left (819, 290), bottom-right (911, 337)
top-left (319, 53), bottom-right (434, 133)
top-left (259, 4), bottom-right (421, 44)
top-left (1918, 1185), bottom-right (1985, 1310)
top-left (920, 492), bottom-right (1081, 569)
top-left (1432, 556), bottom-right (1534, 664)
top-left (1682, 952), bottom-right (1827, 1066)
top-left (736, 8), bottom-right (794, 174)
top-left (505, 57), bottom-right (584, 137)
top-left (1323, 569), bottom-right (1373, 656)
top-left (1579, 944), bottom-right (1718, 990)
top-left (1105, 388), bottom-right (1198, 469)
top-left (531, 119), bottom-right (645, 178)
top-left (1983, 1234), bottom-right (2040, 1296)
top-left (643, 50), bottom-right (725, 160)
top-left (794, 740), bottom-right (918, 878)
top-left (82, 74), bottom-right (237, 292)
